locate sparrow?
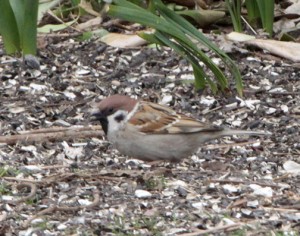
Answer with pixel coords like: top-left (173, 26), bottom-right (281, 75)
top-left (92, 95), bottom-right (269, 162)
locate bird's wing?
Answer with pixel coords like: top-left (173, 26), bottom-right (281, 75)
top-left (128, 101), bottom-right (223, 134)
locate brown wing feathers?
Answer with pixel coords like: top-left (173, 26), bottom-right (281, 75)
top-left (129, 101), bottom-right (222, 134)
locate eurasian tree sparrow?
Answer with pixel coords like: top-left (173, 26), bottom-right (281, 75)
top-left (92, 95), bottom-right (269, 162)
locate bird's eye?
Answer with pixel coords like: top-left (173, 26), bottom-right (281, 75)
top-left (108, 108), bottom-right (114, 113)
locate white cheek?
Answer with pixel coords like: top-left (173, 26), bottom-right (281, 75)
top-left (107, 110), bottom-right (128, 134)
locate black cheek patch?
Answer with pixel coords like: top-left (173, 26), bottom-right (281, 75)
top-left (115, 114), bottom-right (125, 122)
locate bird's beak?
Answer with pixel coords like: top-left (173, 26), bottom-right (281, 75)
top-left (91, 111), bottom-right (109, 134)
top-left (90, 111), bottom-right (105, 121)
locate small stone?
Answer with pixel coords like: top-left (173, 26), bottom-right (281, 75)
top-left (63, 91), bottom-right (76, 100)
top-left (191, 202), bottom-right (204, 210)
top-left (78, 199), bottom-right (93, 206)
top-left (247, 200), bottom-right (259, 208)
top-left (241, 208), bottom-right (252, 216)
top-left (200, 96), bottom-right (216, 106)
top-left (283, 160), bottom-right (300, 175)
top-left (31, 218), bottom-right (44, 225)
top-left (57, 224), bottom-right (68, 230)
top-left (76, 69), bottom-right (90, 76)
top-left (280, 105), bottom-right (289, 113)
top-left (29, 83), bottom-right (47, 91)
top-left (223, 184), bottom-right (239, 193)
top-left (160, 95), bottom-right (173, 105)
top-left (266, 107), bottom-right (276, 115)
top-left (21, 145), bottom-right (37, 152)
top-left (111, 80), bottom-right (121, 86)
top-left (24, 54), bottom-right (40, 69)
top-left (135, 189), bottom-right (152, 198)
top-left (249, 184), bottom-right (273, 197)
top-left (162, 190), bottom-right (175, 197)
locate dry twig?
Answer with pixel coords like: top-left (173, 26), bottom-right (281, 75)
top-left (3, 182), bottom-right (38, 204)
top-left (0, 125), bottom-right (103, 145)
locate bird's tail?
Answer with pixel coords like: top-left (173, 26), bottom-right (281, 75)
top-left (219, 129), bottom-right (271, 137)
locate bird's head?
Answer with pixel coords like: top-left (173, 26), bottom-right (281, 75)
top-left (91, 95), bottom-right (138, 134)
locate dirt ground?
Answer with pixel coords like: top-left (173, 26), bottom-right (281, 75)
top-left (0, 35), bottom-right (299, 235)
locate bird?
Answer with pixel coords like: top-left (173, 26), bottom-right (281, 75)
top-left (92, 95), bottom-right (269, 162)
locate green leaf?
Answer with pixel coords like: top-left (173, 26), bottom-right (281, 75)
top-left (245, 0), bottom-right (260, 25)
top-left (22, 0), bottom-right (38, 55)
top-left (0, 0), bottom-right (38, 55)
top-left (77, 31), bottom-right (93, 41)
top-left (152, 31), bottom-right (208, 90)
top-left (0, 0), bottom-right (20, 54)
top-left (138, 31), bottom-right (166, 45)
top-left (255, 0), bottom-right (274, 37)
top-left (225, 0), bottom-right (242, 32)
top-left (109, 0), bottom-right (243, 95)
top-left (153, 0), bottom-right (234, 90)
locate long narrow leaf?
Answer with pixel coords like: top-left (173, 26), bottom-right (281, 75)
top-left (153, 31), bottom-right (209, 91)
top-left (153, 0), bottom-right (242, 94)
top-left (22, 0), bottom-right (38, 54)
top-left (153, 0), bottom-right (239, 70)
top-left (110, 5), bottom-right (224, 91)
top-left (109, 0), bottom-right (242, 95)
top-left (109, 6), bottom-right (183, 41)
top-left (256, 0), bottom-right (274, 36)
top-left (245, 0), bottom-right (260, 25)
top-left (0, 0), bottom-right (20, 54)
top-left (225, 0), bottom-right (242, 32)
top-left (153, 1), bottom-right (230, 89)
top-left (109, 4), bottom-right (227, 88)
top-left (142, 31), bottom-right (218, 92)
top-left (153, 0), bottom-right (227, 58)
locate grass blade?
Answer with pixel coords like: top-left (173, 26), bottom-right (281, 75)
top-left (109, 0), bottom-right (243, 95)
top-left (255, 0), bottom-right (274, 36)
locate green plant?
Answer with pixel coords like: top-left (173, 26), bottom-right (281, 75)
top-left (244, 0), bottom-right (260, 26)
top-left (251, 0), bottom-right (274, 36)
top-left (225, 0), bottom-right (242, 32)
top-left (0, 0), bottom-right (38, 55)
top-left (0, 166), bottom-right (20, 177)
top-left (228, 227), bottom-right (247, 236)
top-left (145, 176), bottom-right (166, 190)
top-left (33, 221), bottom-right (48, 230)
top-left (110, 215), bottom-right (127, 235)
top-left (109, 0), bottom-right (243, 95)
top-left (130, 217), bottom-right (162, 235)
top-left (0, 183), bottom-right (11, 195)
top-left (226, 0), bottom-right (274, 37)
top-left (25, 197), bottom-right (39, 205)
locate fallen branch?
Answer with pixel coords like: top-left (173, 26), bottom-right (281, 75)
top-left (0, 125), bottom-right (103, 145)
